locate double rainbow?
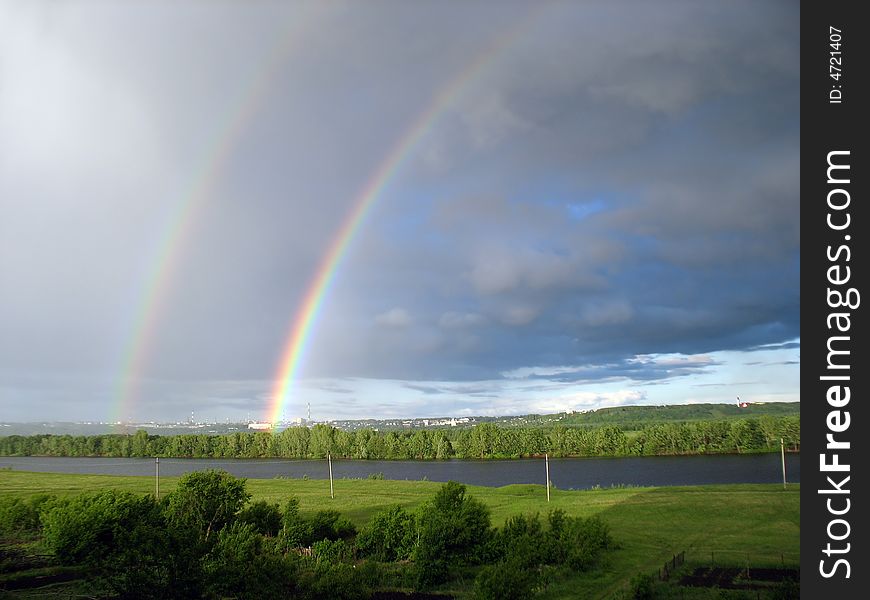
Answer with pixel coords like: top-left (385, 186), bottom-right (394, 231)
top-left (113, 6), bottom-right (322, 423)
top-left (267, 9), bottom-right (545, 424)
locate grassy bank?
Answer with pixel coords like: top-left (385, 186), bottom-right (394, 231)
top-left (0, 471), bottom-right (798, 598)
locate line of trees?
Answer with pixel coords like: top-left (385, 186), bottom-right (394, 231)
top-left (0, 416), bottom-right (799, 460)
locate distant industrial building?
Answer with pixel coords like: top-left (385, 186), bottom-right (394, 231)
top-left (247, 422), bottom-right (273, 430)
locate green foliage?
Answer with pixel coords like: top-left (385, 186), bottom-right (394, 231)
top-left (164, 469), bottom-right (250, 541)
top-left (485, 507), bottom-right (615, 580)
top-left (202, 521), bottom-right (298, 599)
top-left (414, 481), bottom-right (492, 586)
top-left (39, 490), bottom-right (188, 598)
top-left (280, 495), bottom-right (310, 547)
top-left (628, 573), bottom-right (656, 599)
top-left (308, 509), bottom-right (357, 544)
top-left (0, 408), bottom-right (800, 460)
top-left (299, 561), bottom-right (371, 600)
top-left (312, 537), bottom-right (351, 564)
top-left (473, 556), bottom-right (540, 600)
top-left (238, 499), bottom-right (282, 536)
top-left (0, 494), bottom-right (52, 536)
top-left (497, 512), bottom-right (547, 567)
top-left (41, 491), bottom-right (159, 564)
top-left (356, 505), bottom-right (418, 561)
top-left (561, 515), bottom-right (614, 571)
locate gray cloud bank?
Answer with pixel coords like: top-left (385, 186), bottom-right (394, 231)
top-left (0, 1), bottom-right (798, 420)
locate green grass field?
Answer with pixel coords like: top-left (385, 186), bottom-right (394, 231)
top-left (0, 470), bottom-right (799, 599)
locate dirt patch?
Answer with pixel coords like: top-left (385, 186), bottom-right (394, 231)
top-left (371, 592), bottom-right (455, 600)
top-left (680, 567), bottom-right (799, 590)
top-left (1, 570), bottom-right (82, 590)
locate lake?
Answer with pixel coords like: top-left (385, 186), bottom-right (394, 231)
top-left (0, 453), bottom-right (799, 489)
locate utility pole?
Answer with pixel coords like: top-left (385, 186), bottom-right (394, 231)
top-left (780, 437), bottom-right (787, 489)
top-left (155, 457), bottom-right (159, 499)
top-left (545, 453), bottom-right (550, 502)
top-left (328, 453), bottom-right (334, 499)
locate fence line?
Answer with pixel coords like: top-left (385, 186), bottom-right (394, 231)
top-left (658, 551), bottom-right (685, 581)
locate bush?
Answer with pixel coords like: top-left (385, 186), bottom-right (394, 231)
top-left (202, 521), bottom-right (298, 600)
top-left (163, 469), bottom-right (250, 542)
top-left (473, 557), bottom-right (539, 600)
top-left (238, 500), bottom-right (282, 536)
top-left (280, 496), bottom-right (310, 547)
top-left (0, 494), bottom-right (53, 537)
top-left (312, 538), bottom-right (351, 564)
top-left (497, 513), bottom-right (547, 568)
top-left (41, 491), bottom-right (159, 565)
top-left (627, 573), bottom-right (655, 600)
top-left (356, 505), bottom-right (418, 561)
top-left (40, 491), bottom-right (184, 598)
top-left (563, 516), bottom-right (613, 571)
top-left (308, 509), bottom-right (357, 544)
top-left (299, 561), bottom-right (370, 600)
top-left (414, 481), bottom-right (492, 586)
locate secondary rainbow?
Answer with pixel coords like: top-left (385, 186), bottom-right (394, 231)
top-left (112, 7), bottom-right (322, 423)
top-left (267, 9), bottom-right (546, 424)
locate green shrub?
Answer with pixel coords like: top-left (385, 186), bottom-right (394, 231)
top-left (40, 491), bottom-right (186, 598)
top-left (628, 573), bottom-right (655, 600)
top-left (202, 521), bottom-right (298, 600)
top-left (473, 557), bottom-right (539, 600)
top-left (163, 469), bottom-right (250, 542)
top-left (312, 538), bottom-right (350, 564)
top-left (0, 494), bottom-right (53, 537)
top-left (356, 505), bottom-right (418, 561)
top-left (414, 481), bottom-right (492, 586)
top-left (238, 499), bottom-right (282, 536)
top-left (300, 561), bottom-right (370, 600)
top-left (308, 509), bottom-right (356, 544)
top-left (497, 512), bottom-right (547, 568)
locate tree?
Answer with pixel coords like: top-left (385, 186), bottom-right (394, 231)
top-left (414, 482), bottom-right (492, 586)
top-left (164, 469), bottom-right (250, 542)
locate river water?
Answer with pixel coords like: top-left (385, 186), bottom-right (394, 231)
top-left (0, 453), bottom-right (799, 489)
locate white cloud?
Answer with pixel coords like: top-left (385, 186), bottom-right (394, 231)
top-left (375, 307), bottom-right (412, 328)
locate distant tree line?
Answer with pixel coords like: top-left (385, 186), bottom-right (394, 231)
top-left (0, 416), bottom-right (798, 460)
top-left (0, 471), bottom-right (614, 598)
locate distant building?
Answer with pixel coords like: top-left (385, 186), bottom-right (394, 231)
top-left (248, 422), bottom-right (273, 430)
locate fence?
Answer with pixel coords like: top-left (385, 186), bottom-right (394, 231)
top-left (658, 551), bottom-right (685, 581)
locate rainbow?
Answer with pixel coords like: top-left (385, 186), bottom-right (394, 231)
top-left (267, 9), bottom-right (546, 424)
top-left (112, 6), bottom-right (323, 423)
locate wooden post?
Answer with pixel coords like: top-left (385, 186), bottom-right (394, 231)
top-left (155, 457), bottom-right (159, 499)
top-left (780, 437), bottom-right (787, 489)
top-left (328, 453), bottom-right (334, 499)
top-left (545, 453), bottom-right (550, 502)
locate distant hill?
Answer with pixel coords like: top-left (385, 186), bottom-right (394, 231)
top-left (330, 402), bottom-right (799, 432)
top-left (550, 402), bottom-right (800, 430)
top-left (0, 402), bottom-right (799, 437)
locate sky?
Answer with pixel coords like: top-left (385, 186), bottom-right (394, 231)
top-left (0, 0), bottom-right (800, 423)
